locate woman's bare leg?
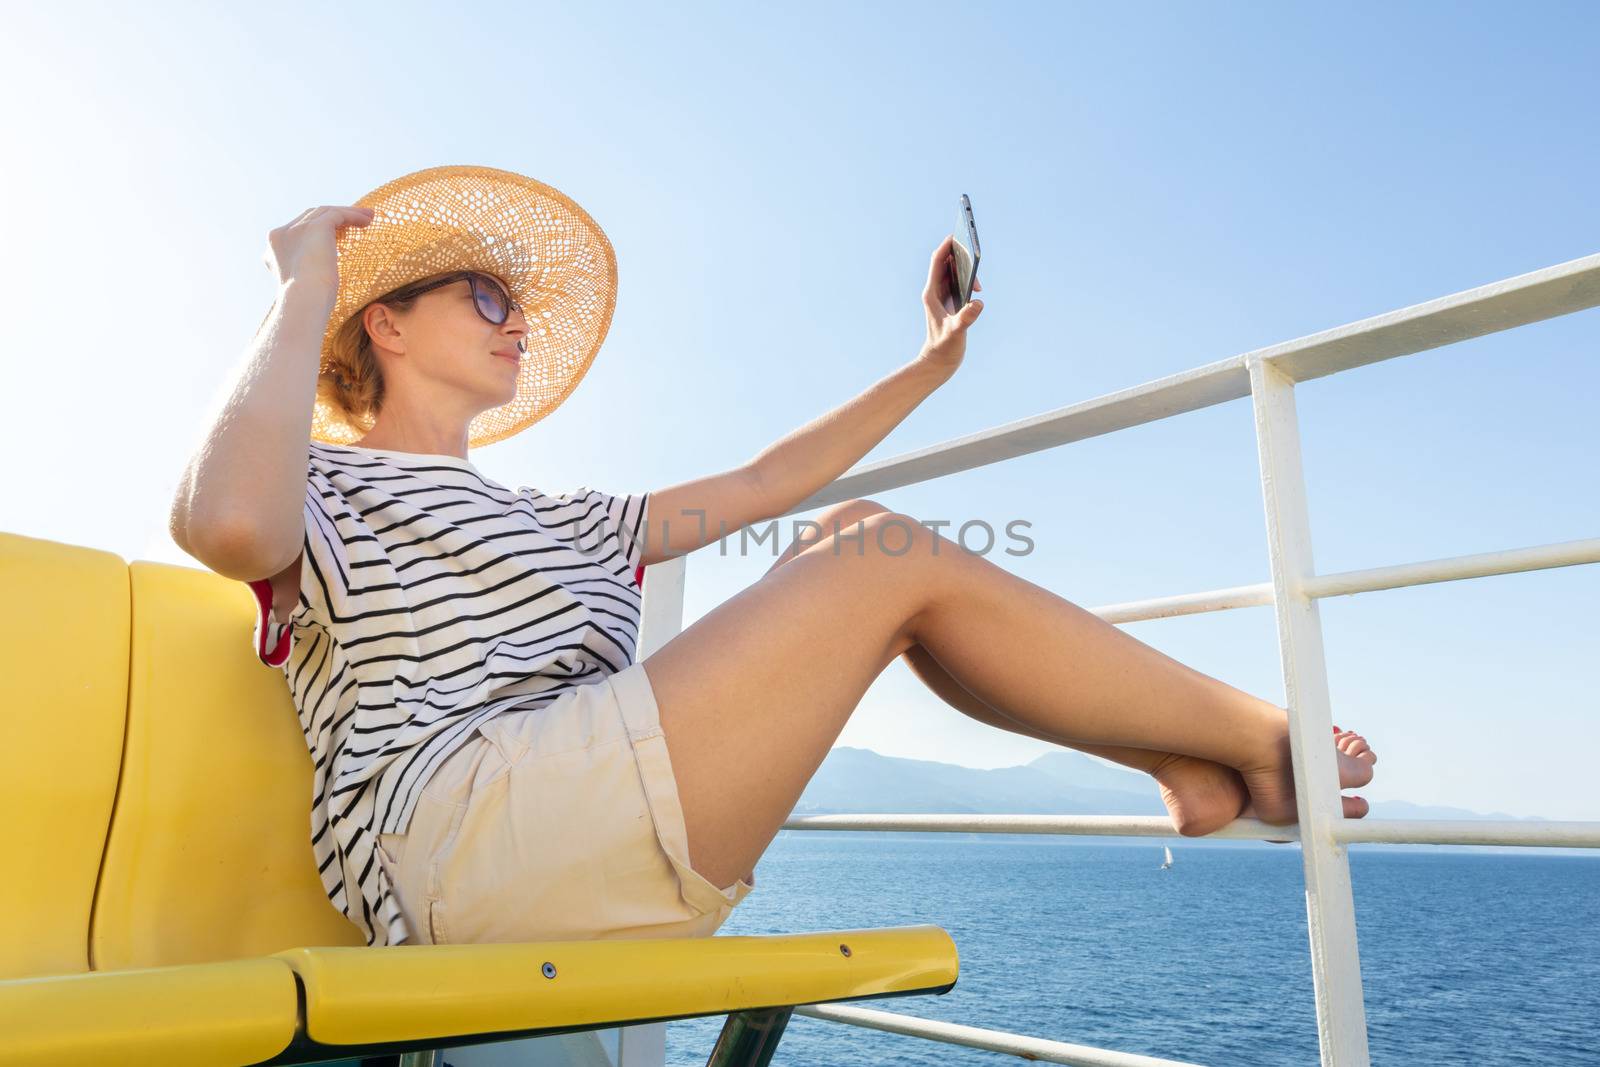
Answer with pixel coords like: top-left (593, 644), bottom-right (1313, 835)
top-left (642, 504), bottom-right (1376, 890)
top-left (770, 502), bottom-right (1229, 791)
top-left (762, 500), bottom-right (1315, 836)
top-left (894, 642), bottom-right (1377, 836)
top-left (774, 504), bottom-right (1375, 841)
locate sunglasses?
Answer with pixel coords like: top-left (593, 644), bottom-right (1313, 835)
top-left (386, 271), bottom-right (528, 352)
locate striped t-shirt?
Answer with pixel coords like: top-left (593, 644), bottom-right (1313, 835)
top-left (245, 441), bottom-right (650, 947)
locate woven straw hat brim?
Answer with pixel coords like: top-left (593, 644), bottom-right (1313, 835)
top-left (313, 164), bottom-right (619, 449)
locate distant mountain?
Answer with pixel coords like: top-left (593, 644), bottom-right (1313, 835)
top-left (1361, 799), bottom-right (1539, 821)
top-left (792, 746), bottom-right (1547, 829)
top-left (794, 746), bottom-right (1165, 817)
top-left (1027, 749), bottom-right (1160, 796)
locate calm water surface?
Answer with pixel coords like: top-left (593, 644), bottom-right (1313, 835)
top-left (663, 835), bottom-right (1599, 1066)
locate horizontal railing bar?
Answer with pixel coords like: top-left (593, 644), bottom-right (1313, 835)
top-left (1091, 583), bottom-right (1272, 624)
top-left (778, 251), bottom-right (1600, 514)
top-left (1262, 249), bottom-right (1600, 384)
top-left (1331, 819), bottom-right (1600, 848)
top-left (1088, 536), bottom-right (1600, 624)
top-left (1305, 536), bottom-right (1600, 599)
top-left (783, 357), bottom-right (1251, 512)
top-left (794, 1002), bottom-right (1207, 1067)
top-left (783, 813), bottom-right (1600, 848)
top-left (782, 813), bottom-right (1296, 841)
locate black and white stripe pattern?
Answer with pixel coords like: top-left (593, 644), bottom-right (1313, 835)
top-left (248, 441), bottom-right (649, 947)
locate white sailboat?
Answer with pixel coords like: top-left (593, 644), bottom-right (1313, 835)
top-left (1160, 845), bottom-right (1174, 870)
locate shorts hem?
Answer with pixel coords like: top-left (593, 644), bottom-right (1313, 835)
top-left (609, 661), bottom-right (756, 921)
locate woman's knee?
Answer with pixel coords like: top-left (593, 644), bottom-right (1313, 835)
top-left (799, 498), bottom-right (895, 545)
top-left (763, 503), bottom-right (937, 658)
top-left (845, 509), bottom-right (932, 559)
top-left (764, 498), bottom-right (894, 575)
top-left (774, 498), bottom-right (944, 559)
top-left (791, 508), bottom-right (945, 578)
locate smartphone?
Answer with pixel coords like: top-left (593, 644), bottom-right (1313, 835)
top-left (945, 194), bottom-right (980, 314)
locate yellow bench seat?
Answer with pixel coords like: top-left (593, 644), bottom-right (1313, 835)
top-left (0, 958), bottom-right (298, 1067)
top-left (0, 927), bottom-right (956, 1065)
top-left (278, 926), bottom-right (956, 1052)
top-left (0, 532), bottom-right (962, 1066)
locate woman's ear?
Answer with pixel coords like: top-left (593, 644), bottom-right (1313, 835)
top-left (363, 302), bottom-right (405, 355)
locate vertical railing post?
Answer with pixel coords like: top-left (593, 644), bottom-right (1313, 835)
top-left (638, 552), bottom-right (690, 659)
top-left (1248, 356), bottom-right (1372, 1067)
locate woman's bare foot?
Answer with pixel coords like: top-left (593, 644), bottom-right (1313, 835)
top-left (1152, 726), bottom-right (1376, 838)
top-left (1148, 752), bottom-right (1249, 837)
top-left (1237, 723), bottom-right (1377, 830)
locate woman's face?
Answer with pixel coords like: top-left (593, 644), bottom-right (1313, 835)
top-left (365, 273), bottom-right (529, 413)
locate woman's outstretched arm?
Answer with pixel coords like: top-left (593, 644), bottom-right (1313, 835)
top-left (747, 235), bottom-right (984, 518)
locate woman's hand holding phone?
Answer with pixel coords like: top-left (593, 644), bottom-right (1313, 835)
top-left (917, 232), bottom-right (984, 374)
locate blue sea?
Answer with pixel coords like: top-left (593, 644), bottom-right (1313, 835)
top-left (665, 834), bottom-right (1600, 1066)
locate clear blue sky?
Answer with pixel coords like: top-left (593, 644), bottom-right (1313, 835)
top-left (2, 2), bottom-right (1595, 818)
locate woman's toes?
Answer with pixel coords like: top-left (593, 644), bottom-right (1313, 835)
top-left (1337, 749), bottom-right (1376, 790)
top-left (1342, 794), bottom-right (1370, 819)
top-left (1335, 729), bottom-right (1377, 765)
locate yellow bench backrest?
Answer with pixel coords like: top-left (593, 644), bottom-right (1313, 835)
top-left (0, 532), bottom-right (362, 980)
top-left (0, 534), bottom-right (129, 978)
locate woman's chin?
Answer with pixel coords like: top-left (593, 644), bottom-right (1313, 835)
top-left (485, 376), bottom-right (520, 400)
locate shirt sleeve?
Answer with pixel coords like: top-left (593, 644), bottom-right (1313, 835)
top-left (248, 576), bottom-right (293, 668)
top-left (246, 465), bottom-right (354, 667)
top-left (573, 486), bottom-right (650, 586)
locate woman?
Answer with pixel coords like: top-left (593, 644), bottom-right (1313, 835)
top-left (172, 168), bottom-right (1375, 949)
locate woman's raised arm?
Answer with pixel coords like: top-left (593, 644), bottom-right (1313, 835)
top-left (169, 205), bottom-right (372, 580)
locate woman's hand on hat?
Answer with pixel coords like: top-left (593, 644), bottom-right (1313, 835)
top-left (916, 233), bottom-right (984, 375)
top-left (264, 205), bottom-right (376, 291)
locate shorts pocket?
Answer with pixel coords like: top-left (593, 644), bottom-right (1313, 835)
top-left (428, 897), bottom-right (450, 946)
top-left (414, 737), bottom-right (509, 918)
top-left (625, 726), bottom-right (754, 919)
top-left (474, 712), bottom-right (530, 767)
top-left (375, 794), bottom-right (453, 945)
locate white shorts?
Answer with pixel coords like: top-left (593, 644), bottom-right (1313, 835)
top-left (376, 660), bottom-right (755, 945)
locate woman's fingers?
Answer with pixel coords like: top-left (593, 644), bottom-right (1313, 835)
top-left (928, 234), bottom-right (952, 270)
top-left (925, 236), bottom-right (953, 296)
top-left (334, 206), bottom-right (377, 229)
top-left (923, 236), bottom-right (986, 325)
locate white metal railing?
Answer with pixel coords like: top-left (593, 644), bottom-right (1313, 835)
top-left (634, 250), bottom-right (1600, 1067)
top-left (1091, 536), bottom-right (1600, 624)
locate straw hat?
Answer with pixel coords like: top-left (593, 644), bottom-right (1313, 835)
top-left (312, 164), bottom-right (619, 448)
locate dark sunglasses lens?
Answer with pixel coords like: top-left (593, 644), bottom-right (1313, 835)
top-left (471, 276), bottom-right (510, 323)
